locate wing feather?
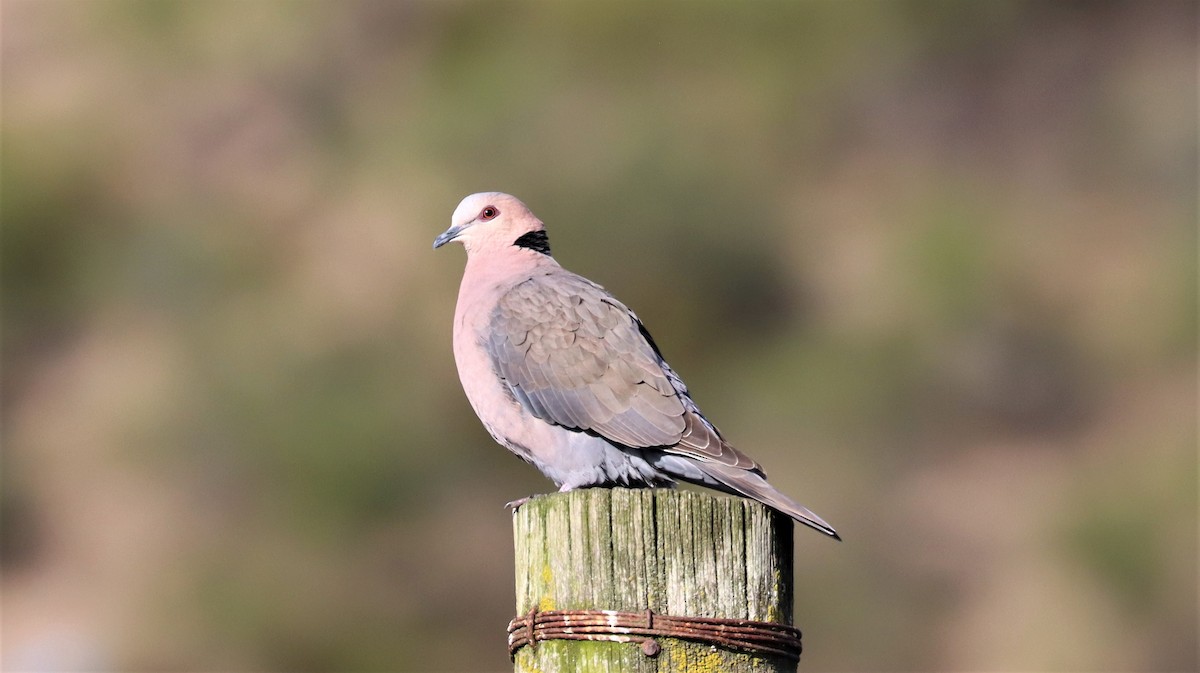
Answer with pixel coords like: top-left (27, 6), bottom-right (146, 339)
top-left (487, 271), bottom-right (686, 448)
top-left (487, 269), bottom-right (763, 473)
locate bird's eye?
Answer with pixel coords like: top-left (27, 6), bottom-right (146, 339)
top-left (480, 206), bottom-right (499, 221)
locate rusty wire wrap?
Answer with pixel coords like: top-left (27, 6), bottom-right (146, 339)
top-left (507, 607), bottom-right (802, 662)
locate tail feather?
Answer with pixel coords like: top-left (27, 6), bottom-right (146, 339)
top-left (699, 462), bottom-right (841, 540)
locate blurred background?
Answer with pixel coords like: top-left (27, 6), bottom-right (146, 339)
top-left (2, 1), bottom-right (1196, 671)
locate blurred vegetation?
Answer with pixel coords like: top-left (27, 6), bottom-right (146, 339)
top-left (2, 1), bottom-right (1196, 671)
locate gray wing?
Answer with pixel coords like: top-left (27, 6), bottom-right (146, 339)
top-left (487, 270), bottom-right (761, 472)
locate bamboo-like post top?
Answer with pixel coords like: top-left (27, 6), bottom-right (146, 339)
top-left (512, 487), bottom-right (797, 672)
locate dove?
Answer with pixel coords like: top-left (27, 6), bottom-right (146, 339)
top-left (434, 192), bottom-right (839, 539)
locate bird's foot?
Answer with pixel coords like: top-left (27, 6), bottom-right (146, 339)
top-left (506, 483), bottom-right (595, 512)
top-left (505, 495), bottom-right (537, 512)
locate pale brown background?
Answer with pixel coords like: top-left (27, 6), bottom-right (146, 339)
top-left (2, 1), bottom-right (1196, 671)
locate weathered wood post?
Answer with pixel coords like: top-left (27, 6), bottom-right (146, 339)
top-left (510, 487), bottom-right (801, 672)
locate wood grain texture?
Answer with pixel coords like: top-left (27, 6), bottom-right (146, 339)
top-left (512, 488), bottom-right (797, 672)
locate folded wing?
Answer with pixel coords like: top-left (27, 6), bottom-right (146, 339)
top-left (487, 270), bottom-right (761, 473)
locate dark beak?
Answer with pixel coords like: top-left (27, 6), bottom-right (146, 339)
top-left (433, 223), bottom-right (466, 249)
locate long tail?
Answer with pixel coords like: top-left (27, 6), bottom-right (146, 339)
top-left (699, 462), bottom-right (841, 540)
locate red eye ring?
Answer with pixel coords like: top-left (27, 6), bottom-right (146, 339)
top-left (480, 206), bottom-right (499, 220)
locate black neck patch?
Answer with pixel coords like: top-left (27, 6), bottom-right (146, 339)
top-left (513, 230), bottom-right (551, 256)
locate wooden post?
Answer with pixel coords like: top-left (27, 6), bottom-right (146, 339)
top-left (511, 487), bottom-right (798, 672)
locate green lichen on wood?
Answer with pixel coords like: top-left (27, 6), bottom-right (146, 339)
top-left (512, 488), bottom-right (798, 672)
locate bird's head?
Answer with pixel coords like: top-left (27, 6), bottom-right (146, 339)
top-left (434, 192), bottom-right (550, 257)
